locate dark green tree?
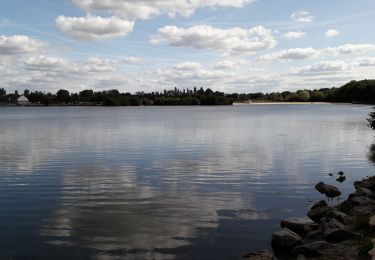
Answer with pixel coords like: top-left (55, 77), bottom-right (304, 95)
top-left (79, 89), bottom-right (94, 101)
top-left (367, 109), bottom-right (375, 130)
top-left (296, 90), bottom-right (310, 102)
top-left (24, 89), bottom-right (30, 97)
top-left (56, 89), bottom-right (71, 103)
top-left (0, 88), bottom-right (6, 96)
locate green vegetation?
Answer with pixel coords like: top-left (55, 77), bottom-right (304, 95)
top-left (0, 79), bottom-right (374, 106)
top-left (368, 109), bottom-right (375, 131)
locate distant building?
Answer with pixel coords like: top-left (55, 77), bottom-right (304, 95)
top-left (17, 95), bottom-right (30, 105)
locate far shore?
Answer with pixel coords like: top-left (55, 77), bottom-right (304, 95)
top-left (0, 101), bottom-right (363, 107)
top-left (233, 102), bottom-right (338, 105)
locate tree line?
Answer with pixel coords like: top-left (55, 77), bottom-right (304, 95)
top-left (0, 79), bottom-right (374, 106)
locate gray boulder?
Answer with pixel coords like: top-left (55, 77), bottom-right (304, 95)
top-left (292, 241), bottom-right (334, 257)
top-left (349, 195), bottom-right (367, 206)
top-left (240, 250), bottom-right (273, 260)
top-left (271, 228), bottom-right (302, 257)
top-left (355, 186), bottom-right (372, 196)
top-left (302, 230), bottom-right (324, 244)
top-left (336, 176), bottom-right (346, 183)
top-left (354, 179), bottom-right (375, 191)
top-left (322, 217), bottom-right (345, 230)
top-left (315, 182), bottom-right (341, 198)
top-left (307, 206), bottom-right (333, 223)
top-left (326, 210), bottom-right (347, 222)
top-left (280, 217), bottom-right (318, 236)
top-left (324, 229), bottom-right (360, 243)
top-left (311, 200), bottom-right (327, 209)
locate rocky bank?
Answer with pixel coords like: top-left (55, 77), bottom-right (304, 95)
top-left (241, 175), bottom-right (375, 260)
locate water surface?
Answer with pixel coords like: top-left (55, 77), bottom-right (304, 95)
top-left (0, 105), bottom-right (374, 259)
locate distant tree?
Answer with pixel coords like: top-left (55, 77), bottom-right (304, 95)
top-left (56, 89), bottom-right (71, 103)
top-left (24, 89), bottom-right (30, 97)
top-left (205, 88), bottom-right (214, 96)
top-left (368, 108), bottom-right (375, 130)
top-left (79, 89), bottom-right (94, 100)
top-left (310, 91), bottom-right (325, 102)
top-left (142, 98), bottom-right (153, 106)
top-left (296, 90), bottom-right (310, 102)
top-left (197, 87), bottom-right (205, 96)
top-left (200, 95), bottom-right (217, 105)
top-left (71, 93), bottom-right (79, 103)
top-left (107, 89), bottom-right (120, 97)
top-left (15, 90), bottom-right (19, 96)
top-left (129, 96), bottom-right (141, 106)
top-left (0, 88), bottom-right (6, 96)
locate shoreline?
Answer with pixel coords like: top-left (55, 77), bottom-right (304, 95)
top-left (233, 102), bottom-right (334, 105)
top-left (242, 175), bottom-right (375, 259)
top-left (0, 102), bottom-right (363, 107)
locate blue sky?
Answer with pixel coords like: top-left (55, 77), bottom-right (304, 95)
top-left (0, 0), bottom-right (374, 93)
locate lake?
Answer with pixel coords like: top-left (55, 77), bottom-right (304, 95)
top-left (0, 105), bottom-right (374, 259)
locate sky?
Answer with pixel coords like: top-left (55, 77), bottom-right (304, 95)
top-left (0, 0), bottom-right (374, 94)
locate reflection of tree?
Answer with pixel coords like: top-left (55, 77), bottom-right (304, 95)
top-left (367, 108), bottom-right (375, 164)
top-left (368, 143), bottom-right (375, 164)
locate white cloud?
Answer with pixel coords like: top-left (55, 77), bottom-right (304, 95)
top-left (56, 15), bottom-right (134, 41)
top-left (123, 56), bottom-right (144, 64)
top-left (72, 0), bottom-right (254, 20)
top-left (24, 56), bottom-right (70, 72)
top-left (257, 48), bottom-right (319, 62)
top-left (157, 61), bottom-right (229, 83)
top-left (282, 31), bottom-right (306, 40)
top-left (291, 11), bottom-right (314, 22)
top-left (212, 60), bottom-right (249, 69)
top-left (358, 57), bottom-right (375, 66)
top-left (0, 35), bottom-right (47, 55)
top-left (325, 44), bottom-right (375, 55)
top-left (151, 25), bottom-right (277, 55)
top-left (257, 44), bottom-right (375, 62)
top-left (24, 56), bottom-right (119, 74)
top-left (289, 60), bottom-right (351, 76)
top-left (82, 58), bottom-right (119, 72)
top-left (325, 29), bottom-right (340, 38)
top-left (57, 0), bottom-right (254, 40)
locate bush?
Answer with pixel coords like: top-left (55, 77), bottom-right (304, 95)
top-left (368, 109), bottom-right (375, 130)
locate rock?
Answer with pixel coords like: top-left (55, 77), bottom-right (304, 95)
top-left (302, 230), bottom-right (324, 244)
top-left (336, 199), bottom-right (354, 213)
top-left (314, 182), bottom-right (341, 198)
top-left (327, 210), bottom-right (347, 222)
top-left (324, 229), bottom-right (360, 243)
top-left (369, 238), bottom-right (375, 259)
top-left (271, 228), bottom-right (302, 257)
top-left (329, 173), bottom-right (333, 177)
top-left (370, 215), bottom-right (375, 226)
top-left (292, 241), bottom-right (334, 257)
top-left (355, 186), bottom-right (372, 196)
top-left (336, 176), bottom-right (346, 183)
top-left (311, 200), bottom-right (328, 210)
top-left (240, 250), bottom-right (273, 260)
top-left (280, 217), bottom-right (319, 237)
top-left (307, 206), bottom-right (333, 223)
top-left (322, 217), bottom-right (345, 230)
top-left (354, 179), bottom-right (375, 191)
top-left (349, 195), bottom-right (367, 206)
top-left (337, 171), bottom-right (345, 176)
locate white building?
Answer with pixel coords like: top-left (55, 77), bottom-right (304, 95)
top-left (17, 95), bottom-right (30, 105)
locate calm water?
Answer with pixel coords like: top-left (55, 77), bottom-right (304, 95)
top-left (0, 105), bottom-right (374, 259)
